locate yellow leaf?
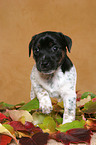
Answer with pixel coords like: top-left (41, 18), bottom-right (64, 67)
top-left (7, 110), bottom-right (33, 122)
top-left (77, 95), bottom-right (91, 107)
top-left (16, 131), bottom-right (31, 138)
top-left (19, 116), bottom-right (25, 124)
top-left (0, 123), bottom-right (17, 143)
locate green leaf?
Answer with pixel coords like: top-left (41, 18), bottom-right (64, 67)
top-left (55, 117), bottom-right (63, 124)
top-left (56, 120), bottom-right (85, 132)
top-left (0, 102), bottom-right (14, 110)
top-left (39, 116), bottom-right (56, 132)
top-left (19, 98), bottom-right (39, 112)
top-left (14, 102), bottom-right (25, 108)
top-left (82, 101), bottom-right (96, 114)
top-left (32, 112), bottom-right (47, 125)
top-left (81, 92), bottom-right (96, 99)
top-left (3, 124), bottom-right (14, 134)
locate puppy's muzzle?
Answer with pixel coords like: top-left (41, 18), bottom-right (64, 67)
top-left (37, 55), bottom-right (55, 74)
top-left (40, 60), bottom-right (50, 70)
top-left (39, 55), bottom-right (50, 72)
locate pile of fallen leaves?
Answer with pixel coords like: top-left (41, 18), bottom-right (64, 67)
top-left (0, 92), bottom-right (96, 145)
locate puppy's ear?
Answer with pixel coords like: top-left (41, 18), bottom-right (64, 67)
top-left (58, 32), bottom-right (72, 53)
top-left (29, 35), bottom-right (37, 57)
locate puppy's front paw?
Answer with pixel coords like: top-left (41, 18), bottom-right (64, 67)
top-left (39, 98), bottom-right (53, 114)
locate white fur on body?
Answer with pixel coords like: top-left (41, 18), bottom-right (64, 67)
top-left (30, 64), bottom-right (77, 124)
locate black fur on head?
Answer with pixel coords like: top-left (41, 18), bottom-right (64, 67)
top-left (29, 31), bottom-right (72, 74)
top-left (29, 31), bottom-right (72, 57)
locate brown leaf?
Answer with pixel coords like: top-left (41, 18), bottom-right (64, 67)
top-left (19, 132), bottom-right (49, 145)
top-left (50, 128), bottom-right (92, 145)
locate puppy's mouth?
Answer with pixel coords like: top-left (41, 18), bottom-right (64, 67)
top-left (37, 66), bottom-right (56, 74)
top-left (39, 69), bottom-right (56, 74)
top-left (36, 61), bottom-right (57, 74)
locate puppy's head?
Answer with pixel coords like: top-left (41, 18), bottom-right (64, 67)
top-left (29, 31), bottom-right (72, 74)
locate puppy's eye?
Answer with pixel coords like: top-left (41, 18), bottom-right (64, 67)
top-left (34, 48), bottom-right (40, 55)
top-left (52, 47), bottom-right (58, 52)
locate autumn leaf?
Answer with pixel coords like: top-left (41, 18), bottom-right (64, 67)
top-left (19, 98), bottom-right (39, 112)
top-left (57, 101), bottom-right (64, 108)
top-left (38, 116), bottom-right (56, 133)
top-left (9, 121), bottom-right (42, 139)
top-left (19, 132), bottom-right (49, 145)
top-left (0, 123), bottom-right (17, 142)
top-left (66, 128), bottom-right (92, 141)
top-left (75, 108), bottom-right (82, 121)
top-left (25, 121), bottom-right (42, 134)
top-left (82, 101), bottom-right (96, 114)
top-left (9, 121), bottom-right (42, 135)
top-left (9, 121), bottom-right (27, 131)
top-left (53, 128), bottom-right (92, 145)
top-left (54, 114), bottom-right (63, 124)
top-left (32, 112), bottom-right (47, 125)
top-left (0, 134), bottom-right (12, 145)
top-left (53, 104), bottom-right (64, 113)
top-left (15, 131), bottom-right (31, 138)
top-left (56, 120), bottom-right (85, 132)
top-left (7, 110), bottom-right (33, 122)
top-left (76, 92), bottom-right (82, 101)
top-left (0, 102), bottom-right (14, 110)
top-left (14, 102), bottom-right (25, 109)
top-left (86, 119), bottom-right (96, 131)
top-left (92, 97), bottom-right (96, 102)
top-left (3, 124), bottom-right (15, 135)
top-left (0, 91), bottom-right (95, 145)
top-left (0, 112), bottom-right (7, 122)
top-left (77, 95), bottom-right (91, 107)
top-left (81, 92), bottom-right (96, 99)
top-left (51, 97), bottom-right (58, 105)
top-left (24, 121), bottom-right (35, 131)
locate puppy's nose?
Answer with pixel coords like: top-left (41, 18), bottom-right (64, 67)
top-left (41, 61), bottom-right (49, 68)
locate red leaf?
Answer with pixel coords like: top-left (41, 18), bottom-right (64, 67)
top-left (0, 112), bottom-right (11, 123)
top-left (9, 121), bottom-right (43, 134)
top-left (25, 121), bottom-right (35, 130)
top-left (19, 132), bottom-right (49, 145)
top-left (55, 132), bottom-right (74, 145)
top-left (76, 93), bottom-right (82, 101)
top-left (0, 113), bottom-right (7, 121)
top-left (25, 121), bottom-right (43, 133)
top-left (50, 128), bottom-right (92, 145)
top-left (66, 128), bottom-right (93, 144)
top-left (92, 97), bottom-right (96, 102)
top-left (9, 121), bottom-right (26, 131)
top-left (0, 134), bottom-right (12, 145)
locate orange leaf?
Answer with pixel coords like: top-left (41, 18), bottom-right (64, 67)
top-left (86, 119), bottom-right (96, 131)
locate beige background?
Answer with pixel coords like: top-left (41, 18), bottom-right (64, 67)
top-left (0, 0), bottom-right (96, 104)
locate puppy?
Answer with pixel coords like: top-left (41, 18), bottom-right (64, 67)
top-left (29, 31), bottom-right (77, 124)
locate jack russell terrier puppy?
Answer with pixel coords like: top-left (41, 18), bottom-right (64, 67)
top-left (29, 31), bottom-right (77, 124)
